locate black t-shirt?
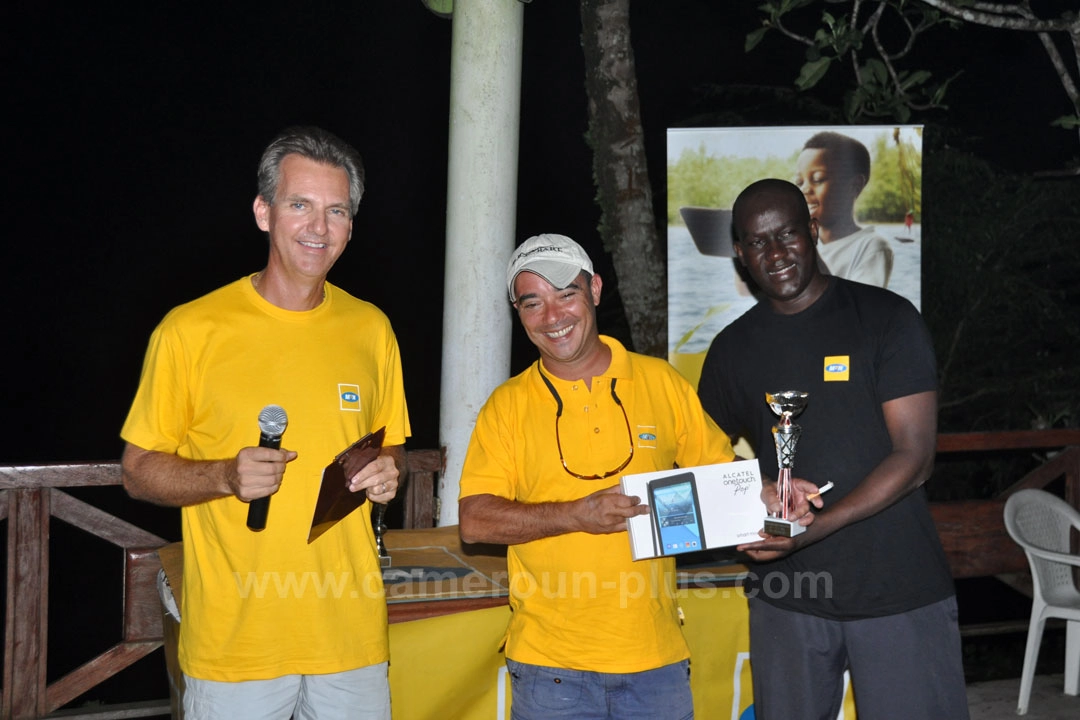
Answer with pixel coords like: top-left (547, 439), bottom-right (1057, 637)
top-left (698, 277), bottom-right (955, 619)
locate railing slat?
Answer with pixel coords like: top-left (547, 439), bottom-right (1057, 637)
top-left (40, 699), bottom-right (171, 719)
top-left (928, 499), bottom-right (1028, 578)
top-left (124, 548), bottom-right (165, 643)
top-left (49, 490), bottom-right (165, 549)
top-left (44, 643), bottom-right (161, 715)
top-left (5, 488), bottom-right (51, 718)
top-left (404, 448), bottom-right (442, 530)
top-left (937, 428), bottom-right (1080, 453)
top-left (0, 463), bottom-right (123, 490)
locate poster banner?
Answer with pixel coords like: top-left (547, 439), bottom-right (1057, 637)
top-left (667, 125), bottom-right (923, 387)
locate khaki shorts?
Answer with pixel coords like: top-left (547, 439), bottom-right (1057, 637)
top-left (182, 663), bottom-right (390, 720)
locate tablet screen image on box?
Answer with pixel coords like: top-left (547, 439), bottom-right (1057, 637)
top-left (648, 472), bottom-right (706, 556)
top-left (622, 459), bottom-right (765, 561)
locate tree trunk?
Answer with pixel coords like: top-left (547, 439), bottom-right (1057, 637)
top-left (580, 0), bottom-right (666, 357)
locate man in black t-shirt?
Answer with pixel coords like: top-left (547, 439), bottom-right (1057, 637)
top-left (698, 179), bottom-right (969, 719)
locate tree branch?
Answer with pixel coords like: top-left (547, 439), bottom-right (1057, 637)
top-left (920, 0), bottom-right (1078, 33)
top-left (868, 3), bottom-right (906, 93)
top-left (772, 17), bottom-right (816, 46)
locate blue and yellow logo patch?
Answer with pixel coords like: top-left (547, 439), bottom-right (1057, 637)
top-left (338, 383), bottom-right (362, 412)
top-left (636, 425), bottom-right (658, 449)
top-left (823, 356), bottom-right (849, 382)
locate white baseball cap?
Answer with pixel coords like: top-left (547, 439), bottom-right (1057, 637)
top-left (506, 234), bottom-right (594, 302)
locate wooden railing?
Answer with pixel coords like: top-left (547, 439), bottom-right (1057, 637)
top-left (0, 432), bottom-right (1077, 719)
top-left (0, 449), bottom-right (443, 720)
top-left (931, 429), bottom-right (1080, 579)
top-left (1, 464), bottom-right (166, 720)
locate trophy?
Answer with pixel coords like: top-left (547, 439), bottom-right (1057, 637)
top-left (764, 390), bottom-right (809, 537)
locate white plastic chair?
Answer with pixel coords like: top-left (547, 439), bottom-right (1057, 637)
top-left (1003, 488), bottom-right (1080, 714)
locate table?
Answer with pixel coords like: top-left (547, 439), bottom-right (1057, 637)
top-left (159, 527), bottom-right (856, 719)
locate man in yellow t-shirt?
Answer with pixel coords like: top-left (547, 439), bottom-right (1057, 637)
top-left (121, 126), bottom-right (410, 720)
top-left (459, 234), bottom-right (736, 720)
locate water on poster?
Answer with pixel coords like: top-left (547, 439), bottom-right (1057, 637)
top-left (668, 223), bottom-right (922, 357)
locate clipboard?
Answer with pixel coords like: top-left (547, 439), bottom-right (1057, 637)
top-left (307, 427), bottom-right (385, 544)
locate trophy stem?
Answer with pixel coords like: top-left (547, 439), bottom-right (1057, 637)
top-left (777, 467), bottom-right (795, 521)
top-left (772, 422), bottom-right (802, 522)
top-left (764, 390), bottom-right (809, 538)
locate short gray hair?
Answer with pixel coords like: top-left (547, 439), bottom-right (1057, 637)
top-left (256, 126), bottom-right (365, 216)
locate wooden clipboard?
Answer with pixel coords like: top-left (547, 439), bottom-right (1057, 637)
top-left (307, 427), bottom-right (385, 543)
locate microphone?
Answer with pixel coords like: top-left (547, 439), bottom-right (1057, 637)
top-left (247, 404), bottom-right (289, 531)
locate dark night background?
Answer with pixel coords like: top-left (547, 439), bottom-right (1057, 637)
top-left (5, 0), bottom-right (1079, 710)
top-left (7, 1), bottom-right (1076, 465)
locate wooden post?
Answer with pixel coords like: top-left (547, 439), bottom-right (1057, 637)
top-left (404, 449), bottom-right (444, 529)
top-left (4, 488), bottom-right (50, 719)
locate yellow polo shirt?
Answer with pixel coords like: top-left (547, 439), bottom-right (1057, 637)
top-left (460, 336), bottom-right (734, 672)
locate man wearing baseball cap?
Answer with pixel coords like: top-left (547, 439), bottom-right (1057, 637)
top-left (459, 233), bottom-right (737, 719)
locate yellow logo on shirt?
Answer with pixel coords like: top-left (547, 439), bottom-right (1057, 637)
top-left (823, 356), bottom-right (850, 382)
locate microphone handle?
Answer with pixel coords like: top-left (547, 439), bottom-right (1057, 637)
top-left (247, 432), bottom-right (282, 531)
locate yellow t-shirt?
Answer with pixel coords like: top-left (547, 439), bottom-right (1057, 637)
top-left (122, 276), bottom-right (410, 681)
top-left (460, 336), bottom-right (734, 672)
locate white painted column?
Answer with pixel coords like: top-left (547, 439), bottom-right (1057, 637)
top-left (438, 0), bottom-right (524, 525)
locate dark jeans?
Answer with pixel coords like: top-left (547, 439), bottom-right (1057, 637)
top-left (506, 658), bottom-right (693, 720)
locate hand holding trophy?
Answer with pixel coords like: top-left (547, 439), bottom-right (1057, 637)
top-left (764, 390), bottom-right (809, 537)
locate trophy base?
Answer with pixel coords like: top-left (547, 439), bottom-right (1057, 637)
top-left (763, 516), bottom-right (806, 538)
top-left (379, 554), bottom-right (392, 568)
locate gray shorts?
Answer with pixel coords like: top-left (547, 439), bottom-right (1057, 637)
top-left (182, 663), bottom-right (390, 720)
top-left (748, 596), bottom-right (970, 720)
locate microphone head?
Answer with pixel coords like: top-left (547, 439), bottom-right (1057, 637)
top-left (258, 405), bottom-right (289, 437)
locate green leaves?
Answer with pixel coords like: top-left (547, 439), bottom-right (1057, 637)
top-left (1051, 114), bottom-right (1080, 130)
top-left (744, 0), bottom-right (956, 122)
top-left (795, 57), bottom-right (833, 90)
top-left (816, 11), bottom-right (863, 56)
top-left (745, 27), bottom-right (769, 53)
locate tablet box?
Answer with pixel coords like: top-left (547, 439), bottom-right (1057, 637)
top-left (621, 459), bottom-right (765, 560)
